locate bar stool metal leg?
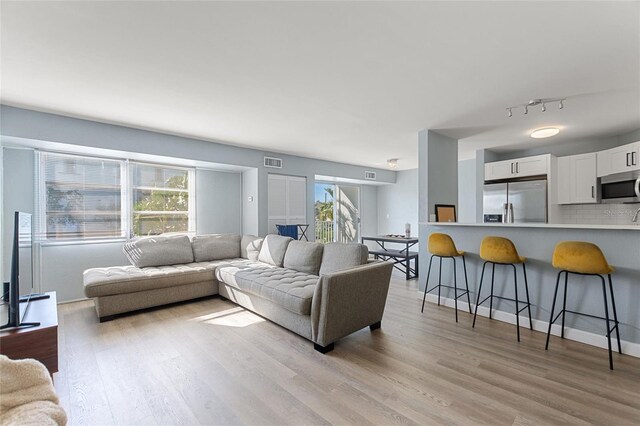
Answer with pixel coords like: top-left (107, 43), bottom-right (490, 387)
top-left (472, 262), bottom-right (487, 328)
top-left (522, 263), bottom-right (533, 330)
top-left (600, 275), bottom-right (614, 370)
top-left (607, 274), bottom-right (622, 354)
top-left (513, 264), bottom-right (520, 342)
top-left (421, 255), bottom-right (435, 313)
top-left (462, 256), bottom-right (472, 314)
top-left (453, 258), bottom-right (458, 323)
top-left (437, 257), bottom-right (443, 306)
top-left (489, 263), bottom-right (495, 319)
top-left (545, 270), bottom-right (563, 350)
top-left (561, 271), bottom-right (568, 338)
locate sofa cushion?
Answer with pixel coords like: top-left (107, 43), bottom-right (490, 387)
top-left (191, 234), bottom-right (241, 262)
top-left (240, 235), bottom-right (264, 260)
top-left (318, 243), bottom-right (369, 275)
top-left (258, 234), bottom-right (293, 267)
top-left (123, 235), bottom-right (194, 268)
top-left (283, 241), bottom-right (324, 275)
top-left (216, 264), bottom-right (318, 315)
top-left (84, 259), bottom-right (244, 298)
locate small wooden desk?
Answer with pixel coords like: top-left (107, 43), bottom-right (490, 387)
top-left (0, 291), bottom-right (58, 375)
top-left (362, 236), bottom-right (419, 280)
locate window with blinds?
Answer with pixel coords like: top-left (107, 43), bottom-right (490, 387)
top-left (131, 163), bottom-right (194, 236)
top-left (41, 152), bottom-right (124, 239)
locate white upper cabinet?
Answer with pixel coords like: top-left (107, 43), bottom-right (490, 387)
top-left (484, 154), bottom-right (549, 181)
top-left (597, 141), bottom-right (640, 177)
top-left (557, 153), bottom-right (597, 204)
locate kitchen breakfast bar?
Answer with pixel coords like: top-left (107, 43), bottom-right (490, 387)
top-left (419, 222), bottom-right (640, 355)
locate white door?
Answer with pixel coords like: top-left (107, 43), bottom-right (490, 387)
top-left (267, 174), bottom-right (307, 234)
top-left (334, 185), bottom-right (360, 243)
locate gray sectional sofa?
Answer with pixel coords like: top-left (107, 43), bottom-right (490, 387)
top-left (83, 234), bottom-right (393, 353)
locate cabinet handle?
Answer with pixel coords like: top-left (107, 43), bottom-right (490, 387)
top-left (627, 153), bottom-right (631, 167)
top-left (516, 162), bottom-right (519, 173)
top-left (592, 185), bottom-right (595, 198)
top-left (511, 163), bottom-right (514, 174)
top-left (633, 151), bottom-right (637, 166)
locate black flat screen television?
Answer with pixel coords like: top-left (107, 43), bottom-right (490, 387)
top-left (1, 211), bottom-right (39, 330)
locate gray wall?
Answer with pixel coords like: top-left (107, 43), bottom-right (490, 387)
top-left (0, 105), bottom-right (396, 301)
top-left (377, 169), bottom-right (418, 241)
top-left (0, 105), bottom-right (396, 239)
top-left (360, 185), bottom-right (378, 246)
top-left (418, 129), bottom-right (458, 223)
top-left (457, 159), bottom-right (476, 223)
top-left (2, 148), bottom-right (34, 278)
top-left (242, 169), bottom-right (259, 236)
top-left (196, 169), bottom-right (242, 235)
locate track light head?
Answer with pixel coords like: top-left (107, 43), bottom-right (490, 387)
top-left (541, 103), bottom-right (546, 112)
top-left (507, 108), bottom-right (512, 117)
top-left (524, 105), bottom-right (528, 115)
top-left (559, 100), bottom-right (564, 109)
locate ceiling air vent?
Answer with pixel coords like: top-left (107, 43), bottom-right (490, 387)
top-left (364, 171), bottom-right (377, 180)
top-left (264, 156), bottom-right (283, 168)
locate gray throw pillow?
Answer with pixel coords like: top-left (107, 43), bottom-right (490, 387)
top-left (319, 242), bottom-right (369, 275)
top-left (258, 234), bottom-right (293, 267)
top-left (241, 235), bottom-right (264, 260)
top-left (283, 241), bottom-right (324, 275)
top-left (123, 235), bottom-right (194, 268)
top-left (191, 234), bottom-right (241, 262)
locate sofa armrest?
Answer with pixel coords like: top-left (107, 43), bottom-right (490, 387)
top-left (310, 261), bottom-right (393, 347)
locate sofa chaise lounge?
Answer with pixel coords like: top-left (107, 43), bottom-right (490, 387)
top-left (83, 234), bottom-right (393, 353)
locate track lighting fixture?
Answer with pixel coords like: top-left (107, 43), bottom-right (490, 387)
top-left (506, 98), bottom-right (566, 117)
top-left (387, 158), bottom-right (398, 169)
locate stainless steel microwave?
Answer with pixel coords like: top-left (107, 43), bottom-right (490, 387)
top-left (601, 171), bottom-right (640, 203)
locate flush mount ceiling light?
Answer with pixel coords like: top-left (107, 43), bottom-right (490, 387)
top-left (530, 127), bottom-right (560, 138)
top-left (387, 158), bottom-right (398, 169)
top-left (507, 98), bottom-right (566, 117)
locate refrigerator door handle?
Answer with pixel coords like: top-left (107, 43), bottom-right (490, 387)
top-left (592, 185), bottom-right (595, 199)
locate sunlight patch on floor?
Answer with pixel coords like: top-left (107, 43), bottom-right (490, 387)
top-left (189, 307), bottom-right (265, 327)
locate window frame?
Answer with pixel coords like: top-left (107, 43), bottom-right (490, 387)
top-left (129, 161), bottom-right (196, 238)
top-left (36, 151), bottom-right (196, 243)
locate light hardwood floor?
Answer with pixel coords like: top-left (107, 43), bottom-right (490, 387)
top-left (56, 274), bottom-right (640, 425)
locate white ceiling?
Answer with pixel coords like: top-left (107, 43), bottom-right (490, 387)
top-left (1, 1), bottom-right (639, 169)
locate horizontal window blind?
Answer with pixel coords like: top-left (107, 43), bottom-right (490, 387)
top-left (40, 152), bottom-right (124, 240)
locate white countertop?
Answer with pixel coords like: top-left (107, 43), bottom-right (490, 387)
top-left (421, 222), bottom-right (640, 230)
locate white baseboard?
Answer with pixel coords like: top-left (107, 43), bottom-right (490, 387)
top-left (418, 291), bottom-right (640, 359)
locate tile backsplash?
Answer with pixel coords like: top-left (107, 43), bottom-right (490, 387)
top-left (557, 203), bottom-right (640, 226)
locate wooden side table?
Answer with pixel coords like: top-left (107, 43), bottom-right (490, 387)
top-left (0, 291), bottom-right (59, 375)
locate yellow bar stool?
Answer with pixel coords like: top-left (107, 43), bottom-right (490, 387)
top-left (472, 236), bottom-right (533, 341)
top-left (421, 233), bottom-right (472, 322)
top-left (545, 241), bottom-right (621, 370)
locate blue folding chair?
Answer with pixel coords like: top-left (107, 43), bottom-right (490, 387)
top-left (276, 224), bottom-right (299, 240)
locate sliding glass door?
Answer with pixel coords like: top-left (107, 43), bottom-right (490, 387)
top-left (314, 183), bottom-right (360, 243)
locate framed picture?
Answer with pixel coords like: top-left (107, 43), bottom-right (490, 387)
top-left (435, 204), bottom-right (456, 223)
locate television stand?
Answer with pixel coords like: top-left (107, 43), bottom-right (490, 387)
top-left (0, 291), bottom-right (58, 375)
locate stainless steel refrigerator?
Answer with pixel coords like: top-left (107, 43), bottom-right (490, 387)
top-left (483, 180), bottom-right (547, 223)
